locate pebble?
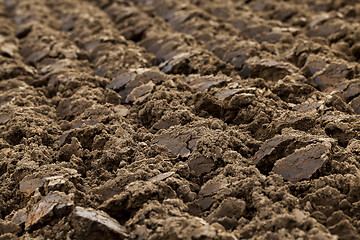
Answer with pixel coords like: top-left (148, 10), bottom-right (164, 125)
top-left (25, 191), bottom-right (74, 230)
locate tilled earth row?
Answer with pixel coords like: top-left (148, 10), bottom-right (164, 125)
top-left (0, 0), bottom-right (360, 239)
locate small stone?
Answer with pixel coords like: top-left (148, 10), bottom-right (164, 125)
top-left (19, 177), bottom-right (45, 196)
top-left (11, 208), bottom-right (28, 226)
top-left (43, 176), bottom-right (68, 193)
top-left (70, 206), bottom-right (128, 240)
top-left (25, 191), bottom-right (73, 230)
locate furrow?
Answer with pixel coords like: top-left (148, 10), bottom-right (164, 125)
top-left (130, 0), bottom-right (360, 114)
top-left (85, 0), bottom-right (235, 76)
top-left (0, 2), bottom-right (36, 81)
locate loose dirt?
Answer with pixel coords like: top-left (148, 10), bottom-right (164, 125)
top-left (1, 0), bottom-right (360, 239)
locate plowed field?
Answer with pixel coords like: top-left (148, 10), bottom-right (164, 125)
top-left (1, 0), bottom-right (360, 239)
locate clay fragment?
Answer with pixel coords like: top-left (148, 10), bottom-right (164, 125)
top-left (70, 206), bottom-right (128, 240)
top-left (307, 21), bottom-right (346, 39)
top-left (25, 49), bottom-right (49, 64)
top-left (253, 135), bottom-right (296, 165)
top-left (159, 52), bottom-right (194, 74)
top-left (58, 132), bottom-right (69, 145)
top-left (15, 24), bottom-right (32, 38)
top-left (106, 72), bottom-right (135, 91)
top-left (303, 61), bottom-right (326, 77)
top-left (188, 155), bottom-right (214, 177)
top-left (341, 80), bottom-right (360, 102)
top-left (185, 75), bottom-right (228, 92)
top-left (247, 58), bottom-right (299, 81)
top-left (198, 197), bottom-right (215, 211)
top-left (273, 142), bottom-right (332, 183)
top-left (253, 129), bottom-right (335, 180)
top-left (154, 133), bottom-right (195, 158)
top-left (214, 89), bottom-right (240, 101)
top-left (126, 81), bottom-right (154, 103)
top-left (312, 63), bottom-right (352, 92)
top-left (99, 181), bottom-right (176, 218)
top-left (150, 171), bottom-right (175, 181)
top-left (199, 177), bottom-right (228, 196)
top-left (349, 96), bottom-right (360, 114)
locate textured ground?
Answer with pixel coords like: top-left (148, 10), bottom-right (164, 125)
top-left (1, 0), bottom-right (360, 239)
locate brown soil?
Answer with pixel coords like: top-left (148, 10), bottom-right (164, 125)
top-left (1, 0), bottom-right (360, 239)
